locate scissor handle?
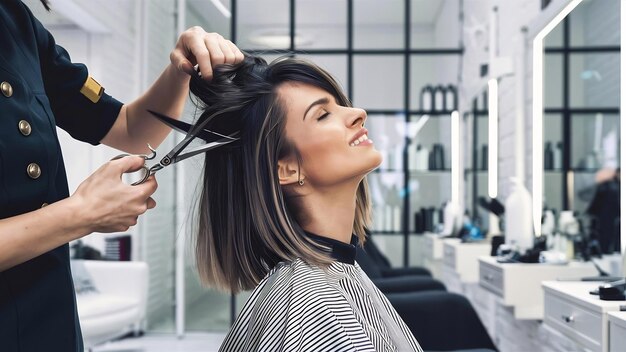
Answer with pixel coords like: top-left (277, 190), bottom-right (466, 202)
top-left (110, 153), bottom-right (152, 186)
top-left (130, 166), bottom-right (152, 186)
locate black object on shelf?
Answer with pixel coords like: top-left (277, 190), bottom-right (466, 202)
top-left (421, 208), bottom-right (430, 232)
top-left (71, 240), bottom-right (102, 260)
top-left (478, 196), bottom-right (505, 217)
top-left (428, 148), bottom-right (435, 170)
top-left (429, 144), bottom-right (445, 170)
top-left (438, 205), bottom-right (444, 229)
top-left (414, 212), bottom-right (424, 233)
top-left (105, 234), bottom-right (132, 261)
top-left (481, 144), bottom-right (488, 171)
top-left (437, 144), bottom-right (445, 170)
top-left (597, 279), bottom-right (626, 301)
top-left (490, 235), bottom-right (504, 256)
top-left (544, 141), bottom-right (554, 170)
top-left (422, 207), bottom-right (436, 232)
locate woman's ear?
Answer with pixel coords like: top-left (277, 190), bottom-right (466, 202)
top-left (277, 158), bottom-right (303, 186)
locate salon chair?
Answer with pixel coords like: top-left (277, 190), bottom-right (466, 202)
top-left (362, 237), bottom-right (432, 277)
top-left (387, 291), bottom-right (497, 352)
top-left (72, 260), bottom-right (148, 349)
top-left (357, 244), bottom-right (446, 294)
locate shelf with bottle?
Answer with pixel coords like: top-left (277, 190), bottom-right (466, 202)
top-left (543, 140), bottom-right (564, 171)
top-left (406, 142), bottom-right (450, 171)
top-left (371, 203), bottom-right (403, 234)
top-left (411, 203), bottom-right (447, 235)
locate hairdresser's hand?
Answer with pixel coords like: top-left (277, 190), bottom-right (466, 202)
top-left (70, 156), bottom-right (158, 233)
top-left (170, 27), bottom-right (245, 80)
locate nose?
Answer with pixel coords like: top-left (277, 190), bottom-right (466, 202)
top-left (347, 107), bottom-right (367, 128)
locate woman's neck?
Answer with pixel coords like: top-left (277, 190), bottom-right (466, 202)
top-left (298, 185), bottom-right (357, 244)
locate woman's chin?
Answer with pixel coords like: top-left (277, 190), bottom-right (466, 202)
top-left (361, 154), bottom-right (384, 175)
top-left (371, 150), bottom-right (383, 168)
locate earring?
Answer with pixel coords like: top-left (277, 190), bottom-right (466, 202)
top-left (298, 179), bottom-right (304, 186)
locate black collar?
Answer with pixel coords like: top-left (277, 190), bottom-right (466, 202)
top-left (304, 231), bottom-right (358, 265)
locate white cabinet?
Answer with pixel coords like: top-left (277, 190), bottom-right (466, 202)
top-left (421, 233), bottom-right (452, 279)
top-left (478, 257), bottom-right (596, 319)
top-left (608, 312), bottom-right (626, 352)
top-left (442, 240), bottom-right (491, 283)
top-left (542, 281), bottom-right (626, 352)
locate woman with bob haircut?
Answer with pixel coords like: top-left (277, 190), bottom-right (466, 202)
top-left (189, 54), bottom-right (422, 352)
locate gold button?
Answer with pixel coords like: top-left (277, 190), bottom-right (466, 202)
top-left (1, 81), bottom-right (13, 97)
top-left (18, 120), bottom-right (32, 136)
top-left (27, 163), bottom-right (41, 179)
top-left (41, 203), bottom-right (49, 208)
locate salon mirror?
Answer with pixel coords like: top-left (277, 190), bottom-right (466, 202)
top-left (464, 89), bottom-right (491, 237)
top-left (532, 0), bottom-right (621, 275)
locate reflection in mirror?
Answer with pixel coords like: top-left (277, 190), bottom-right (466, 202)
top-left (465, 91), bottom-right (490, 236)
top-left (534, 0), bottom-right (621, 276)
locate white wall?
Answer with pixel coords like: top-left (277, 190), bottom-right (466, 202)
top-left (31, 0), bottom-right (179, 331)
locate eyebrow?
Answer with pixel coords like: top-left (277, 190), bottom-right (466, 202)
top-left (303, 97), bottom-right (330, 120)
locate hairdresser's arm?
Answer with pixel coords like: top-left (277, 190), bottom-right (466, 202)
top-left (0, 156), bottom-right (156, 271)
top-left (101, 28), bottom-right (244, 154)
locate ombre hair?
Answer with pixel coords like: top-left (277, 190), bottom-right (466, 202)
top-left (190, 56), bottom-right (371, 293)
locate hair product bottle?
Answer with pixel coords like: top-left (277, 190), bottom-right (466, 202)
top-left (417, 144), bottom-right (429, 171)
top-left (544, 141), bottom-right (554, 170)
top-left (481, 144), bottom-right (488, 171)
top-left (504, 178), bottom-right (534, 252)
top-left (408, 140), bottom-right (416, 171)
top-left (554, 142), bottom-right (562, 170)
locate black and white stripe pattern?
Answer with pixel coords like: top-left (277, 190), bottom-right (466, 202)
top-left (220, 258), bottom-right (423, 351)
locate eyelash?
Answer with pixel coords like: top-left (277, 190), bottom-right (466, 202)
top-left (317, 111), bottom-right (330, 121)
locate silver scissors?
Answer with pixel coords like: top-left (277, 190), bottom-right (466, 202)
top-left (112, 110), bottom-right (240, 185)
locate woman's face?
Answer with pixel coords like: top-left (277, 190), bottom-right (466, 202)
top-left (278, 82), bottom-right (382, 187)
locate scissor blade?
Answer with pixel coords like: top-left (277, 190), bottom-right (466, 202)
top-left (147, 110), bottom-right (223, 142)
top-left (170, 137), bottom-right (239, 164)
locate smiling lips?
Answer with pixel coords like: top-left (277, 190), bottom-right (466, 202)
top-left (349, 128), bottom-right (373, 147)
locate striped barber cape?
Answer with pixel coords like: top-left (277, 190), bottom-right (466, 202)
top-left (219, 234), bottom-right (423, 352)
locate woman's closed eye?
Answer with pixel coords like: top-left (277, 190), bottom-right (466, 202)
top-left (317, 110), bottom-right (330, 121)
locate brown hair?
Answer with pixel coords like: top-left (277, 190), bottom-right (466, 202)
top-left (190, 56), bottom-right (370, 293)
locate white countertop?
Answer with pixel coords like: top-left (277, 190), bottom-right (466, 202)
top-left (479, 257), bottom-right (597, 319)
top-left (542, 281), bottom-right (626, 313)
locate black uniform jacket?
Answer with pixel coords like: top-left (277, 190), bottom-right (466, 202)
top-left (1, 1), bottom-right (122, 350)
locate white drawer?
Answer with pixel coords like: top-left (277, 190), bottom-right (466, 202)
top-left (610, 323), bottom-right (626, 352)
top-left (544, 291), bottom-right (603, 352)
top-left (424, 236), bottom-right (434, 260)
top-left (443, 243), bottom-right (456, 269)
top-left (609, 312), bottom-right (626, 352)
top-left (479, 260), bottom-right (503, 297)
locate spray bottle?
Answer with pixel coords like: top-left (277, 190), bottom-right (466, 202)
top-left (504, 178), bottom-right (534, 253)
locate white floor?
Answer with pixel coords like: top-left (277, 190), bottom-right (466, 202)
top-left (92, 333), bottom-right (227, 352)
